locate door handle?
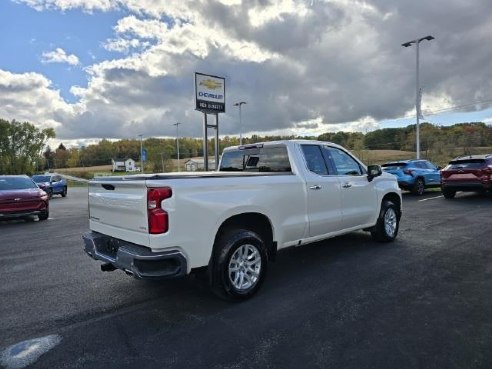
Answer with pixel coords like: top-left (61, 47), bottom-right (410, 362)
top-left (309, 185), bottom-right (322, 190)
top-left (342, 183), bottom-right (352, 188)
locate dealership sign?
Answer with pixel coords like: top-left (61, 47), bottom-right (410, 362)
top-left (195, 72), bottom-right (225, 113)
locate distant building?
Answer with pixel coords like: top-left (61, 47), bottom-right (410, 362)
top-left (185, 158), bottom-right (216, 171)
top-left (111, 158), bottom-right (138, 172)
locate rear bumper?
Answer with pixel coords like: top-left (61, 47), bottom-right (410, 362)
top-left (83, 231), bottom-right (188, 279)
top-left (441, 182), bottom-right (491, 192)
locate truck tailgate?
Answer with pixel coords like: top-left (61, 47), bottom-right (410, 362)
top-left (88, 179), bottom-right (150, 245)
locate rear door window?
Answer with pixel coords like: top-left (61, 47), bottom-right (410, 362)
top-left (301, 145), bottom-right (329, 175)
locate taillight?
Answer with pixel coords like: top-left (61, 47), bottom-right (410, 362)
top-left (403, 169), bottom-right (413, 176)
top-left (147, 187), bottom-right (172, 234)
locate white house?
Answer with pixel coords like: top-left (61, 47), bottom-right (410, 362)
top-left (185, 158), bottom-right (216, 171)
top-left (112, 158), bottom-right (138, 172)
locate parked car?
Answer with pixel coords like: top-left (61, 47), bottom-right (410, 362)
top-left (0, 175), bottom-right (49, 221)
top-left (381, 159), bottom-right (441, 195)
top-left (32, 174), bottom-right (67, 198)
top-left (440, 154), bottom-right (492, 199)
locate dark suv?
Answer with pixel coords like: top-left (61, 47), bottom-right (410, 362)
top-left (440, 154), bottom-right (492, 199)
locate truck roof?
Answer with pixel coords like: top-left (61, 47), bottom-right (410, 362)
top-left (222, 139), bottom-right (343, 152)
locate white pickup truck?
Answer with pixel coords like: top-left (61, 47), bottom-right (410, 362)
top-left (83, 140), bottom-right (402, 300)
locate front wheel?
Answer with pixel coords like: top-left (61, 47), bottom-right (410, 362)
top-left (209, 229), bottom-right (268, 301)
top-left (371, 200), bottom-right (400, 242)
top-left (38, 210), bottom-right (49, 221)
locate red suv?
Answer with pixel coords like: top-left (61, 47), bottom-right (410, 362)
top-left (440, 154), bottom-right (492, 199)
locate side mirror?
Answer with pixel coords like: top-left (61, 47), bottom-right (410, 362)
top-left (367, 165), bottom-right (382, 182)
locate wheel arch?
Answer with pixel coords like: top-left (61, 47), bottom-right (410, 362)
top-left (382, 192), bottom-right (402, 219)
top-left (213, 212), bottom-right (276, 262)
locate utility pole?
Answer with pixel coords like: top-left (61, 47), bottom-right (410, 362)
top-left (173, 122), bottom-right (181, 171)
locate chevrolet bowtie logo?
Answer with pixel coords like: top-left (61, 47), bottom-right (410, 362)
top-left (199, 79), bottom-right (222, 90)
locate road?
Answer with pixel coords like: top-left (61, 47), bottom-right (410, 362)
top-left (0, 188), bottom-right (491, 369)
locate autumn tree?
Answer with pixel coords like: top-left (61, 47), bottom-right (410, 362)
top-left (0, 118), bottom-right (55, 174)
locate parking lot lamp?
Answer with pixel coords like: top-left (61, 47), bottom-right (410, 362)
top-left (138, 134), bottom-right (144, 173)
top-left (173, 122), bottom-right (181, 171)
top-left (234, 101), bottom-right (247, 145)
top-left (402, 35), bottom-right (434, 159)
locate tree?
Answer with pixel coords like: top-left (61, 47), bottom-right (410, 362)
top-left (67, 148), bottom-right (81, 168)
top-left (0, 118), bottom-right (55, 174)
top-left (43, 146), bottom-right (53, 170)
top-left (54, 143), bottom-right (69, 168)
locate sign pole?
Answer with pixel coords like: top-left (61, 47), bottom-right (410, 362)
top-left (203, 113), bottom-right (208, 171)
top-left (214, 113), bottom-right (219, 170)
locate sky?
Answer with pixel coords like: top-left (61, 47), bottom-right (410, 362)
top-left (1, 0), bottom-right (492, 149)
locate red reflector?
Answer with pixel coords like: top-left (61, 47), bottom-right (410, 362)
top-left (147, 187), bottom-right (172, 234)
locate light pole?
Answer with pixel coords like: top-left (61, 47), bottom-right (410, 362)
top-left (173, 122), bottom-right (181, 171)
top-left (402, 35), bottom-right (434, 159)
top-left (138, 134), bottom-right (144, 173)
top-left (234, 101), bottom-right (247, 145)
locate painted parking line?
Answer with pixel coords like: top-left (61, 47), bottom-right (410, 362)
top-left (0, 335), bottom-right (62, 369)
top-left (419, 195), bottom-right (444, 202)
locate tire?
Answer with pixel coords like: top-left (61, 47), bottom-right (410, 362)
top-left (412, 178), bottom-right (425, 195)
top-left (371, 200), bottom-right (399, 242)
top-left (442, 188), bottom-right (456, 199)
top-left (209, 229), bottom-right (268, 301)
top-left (47, 189), bottom-right (53, 199)
top-left (61, 186), bottom-right (67, 197)
top-left (38, 210), bottom-right (49, 221)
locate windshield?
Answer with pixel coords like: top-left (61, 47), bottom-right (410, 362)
top-left (220, 145), bottom-right (291, 172)
top-left (32, 175), bottom-right (51, 182)
top-left (0, 177), bottom-right (38, 190)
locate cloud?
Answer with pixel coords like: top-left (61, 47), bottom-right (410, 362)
top-left (6, 0), bottom-right (492, 144)
top-left (14, 0), bottom-right (119, 12)
top-left (41, 48), bottom-right (80, 66)
top-left (0, 69), bottom-right (75, 130)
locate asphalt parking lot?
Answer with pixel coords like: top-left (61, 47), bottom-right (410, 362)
top-left (0, 187), bottom-right (491, 369)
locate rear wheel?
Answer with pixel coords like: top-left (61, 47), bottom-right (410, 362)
top-left (61, 186), bottom-right (67, 197)
top-left (371, 200), bottom-right (399, 242)
top-left (442, 188), bottom-right (456, 199)
top-left (412, 178), bottom-right (425, 195)
top-left (209, 229), bottom-right (268, 301)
